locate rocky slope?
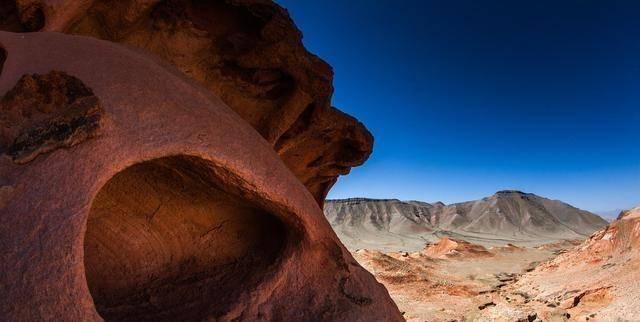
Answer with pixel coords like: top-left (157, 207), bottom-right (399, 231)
top-left (352, 238), bottom-right (568, 321)
top-left (484, 206), bottom-right (640, 321)
top-left (353, 212), bottom-right (640, 322)
top-left (0, 0), bottom-right (373, 206)
top-left (325, 191), bottom-right (608, 251)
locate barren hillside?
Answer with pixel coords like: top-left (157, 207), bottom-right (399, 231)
top-left (325, 191), bottom-right (607, 251)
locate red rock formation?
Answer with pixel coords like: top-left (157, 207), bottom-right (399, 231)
top-left (0, 71), bottom-right (103, 163)
top-left (505, 206), bottom-right (640, 320)
top-left (0, 0), bottom-right (373, 205)
top-left (0, 32), bottom-right (400, 321)
top-left (423, 237), bottom-right (493, 259)
top-left (541, 206), bottom-right (640, 267)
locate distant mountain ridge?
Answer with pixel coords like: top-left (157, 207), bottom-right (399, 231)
top-left (324, 191), bottom-right (608, 251)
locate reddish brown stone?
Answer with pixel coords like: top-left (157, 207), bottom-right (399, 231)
top-left (0, 71), bottom-right (103, 163)
top-left (0, 31), bottom-right (399, 321)
top-left (0, 0), bottom-right (374, 205)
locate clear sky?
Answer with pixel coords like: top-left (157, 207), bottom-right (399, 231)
top-left (276, 0), bottom-right (640, 212)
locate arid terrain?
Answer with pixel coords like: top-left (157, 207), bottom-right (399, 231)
top-left (327, 196), bottom-right (638, 321)
top-left (325, 191), bottom-right (608, 251)
top-left (353, 238), bottom-right (578, 321)
top-left (488, 206), bottom-right (640, 322)
top-left (0, 1), bottom-right (636, 321)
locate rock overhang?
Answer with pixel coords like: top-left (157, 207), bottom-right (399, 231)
top-left (0, 0), bottom-right (374, 206)
top-left (0, 31), bottom-right (401, 321)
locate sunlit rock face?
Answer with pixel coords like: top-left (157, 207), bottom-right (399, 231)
top-left (502, 207), bottom-right (640, 321)
top-left (0, 32), bottom-right (401, 322)
top-left (0, 0), bottom-right (374, 206)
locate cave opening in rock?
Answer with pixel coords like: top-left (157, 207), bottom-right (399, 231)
top-left (84, 155), bottom-right (287, 322)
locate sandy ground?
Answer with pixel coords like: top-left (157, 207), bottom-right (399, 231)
top-left (482, 259), bottom-right (640, 322)
top-left (484, 212), bottom-right (640, 322)
top-left (338, 228), bottom-right (585, 253)
top-left (351, 209), bottom-right (640, 321)
top-left (353, 240), bottom-right (581, 321)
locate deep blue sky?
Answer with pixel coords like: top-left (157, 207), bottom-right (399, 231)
top-left (277, 0), bottom-right (640, 212)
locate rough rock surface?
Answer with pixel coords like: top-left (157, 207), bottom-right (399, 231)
top-left (0, 71), bottom-right (103, 163)
top-left (0, 32), bottom-right (400, 322)
top-left (344, 205), bottom-right (638, 321)
top-left (423, 237), bottom-right (493, 259)
top-left (325, 191), bottom-right (608, 251)
top-left (352, 240), bottom-right (567, 321)
top-left (480, 206), bottom-right (640, 321)
top-left (0, 0), bottom-right (373, 205)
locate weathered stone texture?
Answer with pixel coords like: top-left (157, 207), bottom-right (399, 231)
top-left (0, 31), bottom-right (400, 322)
top-left (0, 0), bottom-right (374, 205)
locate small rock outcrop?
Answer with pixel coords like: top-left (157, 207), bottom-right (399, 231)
top-left (0, 0), bottom-right (373, 205)
top-left (0, 71), bottom-right (103, 163)
top-left (423, 237), bottom-right (493, 259)
top-left (546, 206), bottom-right (640, 265)
top-left (0, 32), bottom-right (400, 322)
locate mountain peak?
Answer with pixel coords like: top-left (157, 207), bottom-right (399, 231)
top-left (495, 190), bottom-right (528, 195)
top-left (325, 192), bottom-right (608, 251)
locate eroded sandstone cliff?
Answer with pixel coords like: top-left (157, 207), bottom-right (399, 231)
top-left (0, 31), bottom-right (400, 321)
top-left (0, 0), bottom-right (373, 205)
